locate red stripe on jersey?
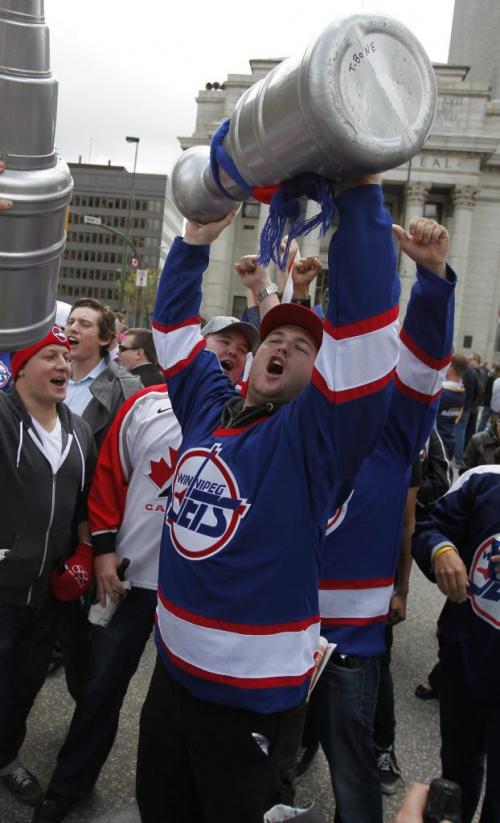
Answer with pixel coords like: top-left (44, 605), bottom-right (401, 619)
top-left (152, 315), bottom-right (200, 334)
top-left (319, 577), bottom-right (394, 590)
top-left (324, 305), bottom-right (399, 341)
top-left (395, 373), bottom-right (442, 405)
top-left (156, 622), bottom-right (315, 689)
top-left (162, 339), bottom-right (206, 379)
top-left (321, 614), bottom-right (389, 626)
top-left (158, 591), bottom-right (320, 636)
top-left (212, 417), bottom-right (269, 437)
top-left (400, 327), bottom-right (452, 371)
top-left (312, 367), bottom-right (395, 404)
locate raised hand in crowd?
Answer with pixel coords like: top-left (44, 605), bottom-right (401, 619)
top-left (235, 255), bottom-right (271, 294)
top-left (291, 255), bottom-right (322, 299)
top-left (0, 160), bottom-right (13, 210)
top-left (183, 210), bottom-right (237, 245)
top-left (393, 217), bottom-right (449, 277)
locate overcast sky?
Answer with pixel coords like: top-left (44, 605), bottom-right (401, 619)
top-left (46, 0), bottom-right (456, 176)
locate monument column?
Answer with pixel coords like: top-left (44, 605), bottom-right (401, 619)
top-left (398, 182), bottom-right (430, 316)
top-left (448, 185), bottom-right (479, 341)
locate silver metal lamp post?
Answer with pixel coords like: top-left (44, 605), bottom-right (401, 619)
top-left (119, 136), bottom-right (140, 307)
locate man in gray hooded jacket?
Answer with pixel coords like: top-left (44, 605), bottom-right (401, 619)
top-left (0, 328), bottom-right (96, 808)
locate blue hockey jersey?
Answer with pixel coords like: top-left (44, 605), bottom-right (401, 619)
top-left (152, 185), bottom-right (400, 713)
top-left (319, 265), bottom-right (456, 656)
top-left (413, 465), bottom-right (500, 702)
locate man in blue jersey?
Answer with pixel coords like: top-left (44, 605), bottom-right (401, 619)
top-left (136, 174), bottom-right (401, 823)
top-left (297, 217), bottom-right (455, 823)
top-left (413, 458), bottom-right (500, 823)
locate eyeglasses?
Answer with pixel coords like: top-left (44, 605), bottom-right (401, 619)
top-left (118, 344), bottom-right (139, 352)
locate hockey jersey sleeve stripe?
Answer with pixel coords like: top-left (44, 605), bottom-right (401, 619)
top-left (155, 602), bottom-right (318, 686)
top-left (321, 614), bottom-right (388, 627)
top-left (152, 315), bottom-right (200, 334)
top-left (312, 366), bottom-right (395, 405)
top-left (399, 326), bottom-right (452, 371)
top-left (153, 323), bottom-right (205, 376)
top-left (324, 304), bottom-right (399, 340)
top-left (396, 340), bottom-right (449, 400)
top-left (320, 576), bottom-right (394, 590)
top-left (395, 375), bottom-right (441, 406)
top-left (312, 317), bottom-right (399, 401)
top-left (159, 591), bottom-right (320, 634)
top-left (319, 584), bottom-right (393, 621)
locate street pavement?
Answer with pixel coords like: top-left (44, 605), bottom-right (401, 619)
top-left (0, 566), bottom-right (471, 822)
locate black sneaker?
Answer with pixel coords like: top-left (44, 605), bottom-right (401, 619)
top-left (1, 764), bottom-right (42, 806)
top-left (376, 747), bottom-right (404, 795)
top-left (32, 794), bottom-right (77, 822)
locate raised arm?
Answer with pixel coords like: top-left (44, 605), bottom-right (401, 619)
top-left (293, 176), bottom-right (400, 515)
top-left (152, 213), bottom-right (236, 425)
top-left (380, 218), bottom-right (456, 467)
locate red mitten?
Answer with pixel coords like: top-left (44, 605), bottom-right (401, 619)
top-left (50, 543), bottom-right (93, 602)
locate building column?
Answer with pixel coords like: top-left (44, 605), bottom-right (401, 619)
top-left (200, 217), bottom-right (236, 319)
top-left (448, 185), bottom-right (479, 343)
top-left (398, 182), bottom-right (430, 316)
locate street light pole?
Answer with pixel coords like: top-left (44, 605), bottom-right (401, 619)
top-left (120, 135), bottom-right (140, 307)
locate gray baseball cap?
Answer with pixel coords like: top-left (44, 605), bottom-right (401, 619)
top-left (201, 316), bottom-right (259, 351)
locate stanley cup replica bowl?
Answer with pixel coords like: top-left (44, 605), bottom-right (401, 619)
top-left (0, 0), bottom-right (73, 351)
top-left (169, 13), bottom-right (437, 224)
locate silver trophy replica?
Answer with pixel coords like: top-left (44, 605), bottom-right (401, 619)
top-left (0, 0), bottom-right (73, 350)
top-left (169, 14), bottom-right (437, 224)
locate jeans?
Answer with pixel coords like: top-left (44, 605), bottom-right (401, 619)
top-left (374, 624), bottom-right (395, 750)
top-left (0, 599), bottom-right (61, 770)
top-left (136, 656), bottom-right (307, 823)
top-left (47, 587), bottom-right (157, 801)
top-left (307, 653), bottom-right (382, 823)
top-left (439, 659), bottom-right (500, 823)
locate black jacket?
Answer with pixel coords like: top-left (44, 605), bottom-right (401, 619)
top-left (0, 390), bottom-right (96, 607)
top-left (131, 362), bottom-right (165, 387)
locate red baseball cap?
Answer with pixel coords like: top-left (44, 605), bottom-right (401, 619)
top-left (11, 326), bottom-right (71, 381)
top-left (260, 303), bottom-right (324, 350)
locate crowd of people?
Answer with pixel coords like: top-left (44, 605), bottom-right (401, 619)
top-left (1, 159), bottom-right (500, 823)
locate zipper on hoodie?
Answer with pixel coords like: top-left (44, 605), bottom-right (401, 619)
top-left (37, 472), bottom-right (57, 582)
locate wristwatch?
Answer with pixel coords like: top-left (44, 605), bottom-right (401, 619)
top-left (256, 282), bottom-right (279, 303)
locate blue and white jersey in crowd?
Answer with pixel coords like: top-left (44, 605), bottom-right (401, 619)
top-left (152, 185), bottom-right (400, 714)
top-left (0, 352), bottom-right (12, 393)
top-left (319, 264), bottom-right (456, 656)
top-left (413, 465), bottom-right (500, 702)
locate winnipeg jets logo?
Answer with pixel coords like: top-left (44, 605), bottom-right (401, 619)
top-left (468, 535), bottom-right (500, 628)
top-left (52, 325), bottom-right (68, 343)
top-left (325, 491), bottom-right (354, 536)
top-left (0, 360), bottom-right (11, 389)
top-left (167, 444), bottom-right (249, 560)
top-left (0, 549), bottom-right (10, 562)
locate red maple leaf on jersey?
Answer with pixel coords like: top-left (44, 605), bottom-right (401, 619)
top-left (147, 447), bottom-right (178, 489)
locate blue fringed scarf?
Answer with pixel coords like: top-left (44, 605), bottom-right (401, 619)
top-left (257, 174), bottom-right (335, 271)
top-left (209, 118), bottom-right (335, 271)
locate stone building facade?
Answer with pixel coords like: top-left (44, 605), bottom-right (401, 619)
top-left (178, 48), bottom-right (500, 363)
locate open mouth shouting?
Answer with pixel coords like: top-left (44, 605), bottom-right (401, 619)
top-left (266, 356), bottom-right (284, 377)
top-left (50, 376), bottom-right (67, 389)
top-left (220, 359), bottom-right (234, 374)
